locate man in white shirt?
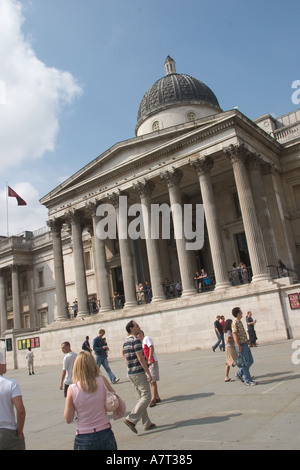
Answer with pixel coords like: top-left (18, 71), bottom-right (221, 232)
top-left (0, 346), bottom-right (26, 450)
top-left (137, 330), bottom-right (161, 407)
top-left (60, 342), bottom-right (77, 397)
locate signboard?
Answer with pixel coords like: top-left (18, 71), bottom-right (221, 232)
top-left (17, 337), bottom-right (40, 350)
top-left (288, 293), bottom-right (300, 310)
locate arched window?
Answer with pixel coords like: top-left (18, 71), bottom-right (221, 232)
top-left (187, 112), bottom-right (196, 122)
top-left (152, 121), bottom-right (160, 131)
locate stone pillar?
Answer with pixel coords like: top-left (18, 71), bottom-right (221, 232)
top-left (133, 179), bottom-right (165, 302)
top-left (107, 193), bottom-right (138, 308)
top-left (67, 210), bottom-right (89, 317)
top-left (225, 144), bottom-right (270, 282)
top-left (191, 156), bottom-right (231, 289)
top-left (160, 168), bottom-right (196, 296)
top-left (11, 264), bottom-right (21, 329)
top-left (27, 265), bottom-right (37, 328)
top-left (249, 156), bottom-right (279, 272)
top-left (86, 202), bottom-right (112, 312)
top-left (261, 162), bottom-right (296, 271)
top-left (48, 219), bottom-right (69, 321)
top-left (0, 269), bottom-right (7, 334)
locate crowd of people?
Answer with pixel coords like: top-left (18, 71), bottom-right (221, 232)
top-left (0, 306), bottom-right (259, 450)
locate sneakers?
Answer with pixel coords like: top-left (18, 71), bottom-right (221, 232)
top-left (235, 372), bottom-right (244, 383)
top-left (113, 378), bottom-right (120, 384)
top-left (235, 372), bottom-right (258, 386)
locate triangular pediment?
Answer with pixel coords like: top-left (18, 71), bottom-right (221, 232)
top-left (40, 109), bottom-right (280, 213)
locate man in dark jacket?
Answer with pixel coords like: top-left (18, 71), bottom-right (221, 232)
top-left (212, 315), bottom-right (225, 352)
top-left (93, 329), bottom-right (119, 384)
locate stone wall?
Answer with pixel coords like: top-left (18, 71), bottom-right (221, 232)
top-left (4, 279), bottom-right (300, 370)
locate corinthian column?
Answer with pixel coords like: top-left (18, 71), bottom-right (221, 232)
top-left (48, 219), bottom-right (68, 321)
top-left (107, 193), bottom-right (138, 308)
top-left (86, 202), bottom-right (112, 312)
top-left (133, 179), bottom-right (165, 302)
top-left (160, 168), bottom-right (196, 296)
top-left (66, 210), bottom-right (89, 317)
top-left (249, 155), bottom-right (279, 270)
top-left (224, 144), bottom-right (270, 282)
top-left (11, 264), bottom-right (21, 329)
top-left (0, 269), bottom-right (7, 334)
top-left (190, 156), bottom-right (231, 289)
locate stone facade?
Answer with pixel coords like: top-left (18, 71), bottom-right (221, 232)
top-left (1, 58), bottom-right (300, 368)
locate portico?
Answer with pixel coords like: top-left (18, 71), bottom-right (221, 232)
top-left (42, 119), bottom-right (297, 322)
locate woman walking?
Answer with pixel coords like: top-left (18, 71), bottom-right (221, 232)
top-left (64, 351), bottom-right (125, 450)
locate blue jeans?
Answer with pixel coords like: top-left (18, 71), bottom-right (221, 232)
top-left (95, 355), bottom-right (117, 383)
top-left (237, 343), bottom-right (254, 383)
top-left (74, 427), bottom-right (117, 450)
top-left (213, 332), bottom-right (225, 351)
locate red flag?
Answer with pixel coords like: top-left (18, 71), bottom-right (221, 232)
top-left (8, 186), bottom-right (27, 206)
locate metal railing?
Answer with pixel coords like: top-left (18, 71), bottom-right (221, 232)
top-left (267, 265), bottom-right (300, 280)
top-left (66, 262), bottom-right (300, 319)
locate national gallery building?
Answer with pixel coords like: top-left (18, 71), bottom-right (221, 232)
top-left (1, 57), bottom-right (300, 368)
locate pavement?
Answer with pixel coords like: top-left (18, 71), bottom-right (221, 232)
top-left (5, 339), bottom-right (300, 451)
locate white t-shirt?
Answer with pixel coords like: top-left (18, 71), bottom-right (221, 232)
top-left (0, 375), bottom-right (22, 430)
top-left (63, 351), bottom-right (77, 385)
top-left (142, 336), bottom-right (158, 362)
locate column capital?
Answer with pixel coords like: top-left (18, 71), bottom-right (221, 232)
top-left (10, 263), bottom-right (19, 273)
top-left (160, 167), bottom-right (183, 186)
top-left (65, 209), bottom-right (85, 227)
top-left (260, 160), bottom-right (277, 176)
top-left (47, 218), bottom-right (64, 232)
top-left (223, 143), bottom-right (251, 164)
top-left (132, 179), bottom-right (155, 198)
top-left (190, 156), bottom-right (214, 175)
top-left (107, 191), bottom-right (128, 208)
top-left (85, 200), bottom-right (99, 217)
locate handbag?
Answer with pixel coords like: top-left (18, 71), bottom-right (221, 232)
top-left (235, 352), bottom-right (249, 368)
top-left (105, 387), bottom-right (120, 412)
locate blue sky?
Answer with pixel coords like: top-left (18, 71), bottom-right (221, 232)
top-left (1, 0), bottom-right (299, 235)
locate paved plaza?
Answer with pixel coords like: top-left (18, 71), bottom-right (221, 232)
top-left (6, 339), bottom-right (300, 451)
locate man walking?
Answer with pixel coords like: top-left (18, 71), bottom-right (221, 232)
top-left (212, 315), bottom-right (225, 352)
top-left (60, 342), bottom-right (77, 397)
top-left (0, 346), bottom-right (26, 450)
top-left (122, 320), bottom-right (156, 434)
top-left (232, 307), bottom-right (257, 386)
top-left (93, 329), bottom-right (120, 384)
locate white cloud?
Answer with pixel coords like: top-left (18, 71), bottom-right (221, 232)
top-left (0, 0), bottom-right (83, 172)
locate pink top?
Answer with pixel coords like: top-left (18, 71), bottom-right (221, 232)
top-left (70, 376), bottom-right (111, 434)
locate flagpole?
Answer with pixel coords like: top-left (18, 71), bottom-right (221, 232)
top-left (6, 182), bottom-right (9, 237)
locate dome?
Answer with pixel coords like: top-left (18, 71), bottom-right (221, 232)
top-left (136, 57), bottom-right (221, 132)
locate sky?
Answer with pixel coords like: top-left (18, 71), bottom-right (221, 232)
top-left (0, 0), bottom-right (299, 236)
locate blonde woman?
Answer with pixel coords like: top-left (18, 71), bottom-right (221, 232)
top-left (64, 351), bottom-right (121, 450)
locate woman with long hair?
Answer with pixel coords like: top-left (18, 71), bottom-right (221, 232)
top-left (64, 351), bottom-right (123, 450)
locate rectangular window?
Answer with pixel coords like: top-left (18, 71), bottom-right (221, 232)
top-left (37, 269), bottom-right (44, 288)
